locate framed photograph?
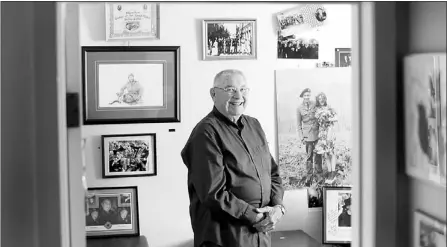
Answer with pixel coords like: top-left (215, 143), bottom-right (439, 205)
top-left (404, 54), bottom-right (446, 188)
top-left (275, 68), bottom-right (353, 210)
top-left (277, 30), bottom-right (319, 59)
top-left (85, 186), bottom-right (139, 238)
top-left (102, 133), bottom-right (157, 178)
top-left (323, 186), bottom-right (352, 244)
top-left (82, 46), bottom-right (180, 125)
top-left (202, 19), bottom-right (257, 60)
top-left (335, 48), bottom-right (352, 67)
top-left (105, 3), bottom-right (159, 41)
top-left (413, 210), bottom-right (446, 247)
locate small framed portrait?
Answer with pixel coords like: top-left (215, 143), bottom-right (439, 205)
top-left (82, 46), bottom-right (180, 125)
top-left (323, 186), bottom-right (352, 244)
top-left (404, 54), bottom-right (446, 188)
top-left (202, 19), bottom-right (257, 61)
top-left (86, 186), bottom-right (139, 238)
top-left (105, 3), bottom-right (159, 41)
top-left (335, 48), bottom-right (352, 67)
top-left (102, 133), bottom-right (157, 178)
top-left (315, 7), bottom-right (327, 22)
top-left (413, 210), bottom-right (446, 247)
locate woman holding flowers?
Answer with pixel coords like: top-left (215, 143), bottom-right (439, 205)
top-left (314, 92), bottom-right (338, 174)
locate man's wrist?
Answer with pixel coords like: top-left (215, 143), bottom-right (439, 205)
top-left (274, 204), bottom-right (286, 216)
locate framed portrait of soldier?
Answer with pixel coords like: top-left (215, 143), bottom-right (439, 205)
top-left (82, 46), bottom-right (180, 124)
top-left (85, 186), bottom-right (139, 238)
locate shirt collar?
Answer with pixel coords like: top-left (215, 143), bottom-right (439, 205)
top-left (212, 106), bottom-right (245, 129)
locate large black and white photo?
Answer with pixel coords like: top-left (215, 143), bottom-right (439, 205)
top-left (203, 19), bottom-right (257, 60)
top-left (86, 187), bottom-right (139, 238)
top-left (275, 69), bottom-right (353, 209)
top-left (277, 31), bottom-right (319, 59)
top-left (102, 134), bottom-right (157, 178)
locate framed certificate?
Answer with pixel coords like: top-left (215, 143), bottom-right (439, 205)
top-left (105, 3), bottom-right (160, 41)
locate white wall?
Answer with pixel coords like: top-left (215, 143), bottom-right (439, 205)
top-left (78, 3), bottom-right (352, 246)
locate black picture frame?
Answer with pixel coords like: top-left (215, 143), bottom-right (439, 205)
top-left (102, 133), bottom-right (157, 178)
top-left (323, 186), bottom-right (352, 244)
top-left (335, 48), bottom-right (351, 67)
top-left (82, 46), bottom-right (180, 125)
top-left (413, 210), bottom-right (446, 247)
top-left (86, 186), bottom-right (139, 238)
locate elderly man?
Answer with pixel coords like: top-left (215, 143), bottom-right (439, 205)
top-left (181, 69), bottom-right (285, 247)
top-left (296, 88), bottom-right (322, 173)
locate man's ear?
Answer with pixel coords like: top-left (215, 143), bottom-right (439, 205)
top-left (210, 88), bottom-right (216, 101)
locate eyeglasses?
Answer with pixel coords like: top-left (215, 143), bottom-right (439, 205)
top-left (214, 87), bottom-right (250, 95)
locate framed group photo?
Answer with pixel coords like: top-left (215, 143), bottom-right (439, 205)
top-left (203, 19), bottom-right (257, 60)
top-left (82, 46), bottom-right (180, 124)
top-left (102, 133), bottom-right (157, 178)
top-left (322, 186), bottom-right (352, 244)
top-left (85, 186), bottom-right (139, 238)
top-left (413, 210), bottom-right (446, 247)
top-left (105, 2), bottom-right (160, 41)
top-left (335, 48), bottom-right (352, 67)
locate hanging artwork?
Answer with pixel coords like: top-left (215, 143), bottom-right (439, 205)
top-left (105, 3), bottom-right (160, 41)
top-left (413, 210), bottom-right (446, 247)
top-left (323, 187), bottom-right (352, 244)
top-left (404, 53), bottom-right (446, 188)
top-left (275, 68), bottom-right (353, 209)
top-left (277, 30), bottom-right (319, 59)
top-left (276, 4), bottom-right (327, 31)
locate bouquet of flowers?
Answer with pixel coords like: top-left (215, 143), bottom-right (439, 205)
top-left (315, 106), bottom-right (337, 130)
top-left (314, 106), bottom-right (338, 155)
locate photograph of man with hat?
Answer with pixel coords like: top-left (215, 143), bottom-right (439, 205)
top-left (296, 88), bottom-right (322, 174)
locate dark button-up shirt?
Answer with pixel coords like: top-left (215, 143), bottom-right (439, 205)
top-left (181, 107), bottom-right (284, 247)
top-left (296, 100), bottom-right (318, 142)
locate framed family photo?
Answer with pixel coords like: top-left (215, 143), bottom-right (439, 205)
top-left (203, 19), bottom-right (257, 60)
top-left (322, 187), bottom-right (352, 244)
top-left (105, 2), bottom-right (160, 41)
top-left (335, 48), bottom-right (352, 67)
top-left (102, 134), bottom-right (157, 178)
top-left (82, 46), bottom-right (180, 125)
top-left (404, 54), bottom-right (446, 188)
top-left (413, 210), bottom-right (446, 247)
top-left (86, 186), bottom-right (139, 238)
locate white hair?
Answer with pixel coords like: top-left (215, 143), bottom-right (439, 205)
top-left (213, 69), bottom-right (246, 87)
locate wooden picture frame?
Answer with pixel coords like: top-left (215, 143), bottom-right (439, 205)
top-left (335, 48), bottom-right (352, 67)
top-left (82, 46), bottom-right (180, 125)
top-left (202, 19), bottom-right (257, 61)
top-left (323, 186), bottom-right (352, 244)
top-left (102, 133), bottom-right (157, 178)
top-left (86, 186), bottom-right (139, 238)
top-left (105, 2), bottom-right (160, 41)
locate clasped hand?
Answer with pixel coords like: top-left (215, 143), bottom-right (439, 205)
top-left (252, 206), bottom-right (283, 232)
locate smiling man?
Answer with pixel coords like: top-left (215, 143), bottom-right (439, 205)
top-left (181, 69), bottom-right (285, 247)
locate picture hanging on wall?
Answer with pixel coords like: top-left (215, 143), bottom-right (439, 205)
top-left (413, 210), bottom-right (446, 247)
top-left (322, 187), bottom-right (352, 244)
top-left (335, 48), bottom-right (352, 67)
top-left (277, 30), bottom-right (319, 59)
top-left (102, 133), bottom-right (157, 178)
top-left (86, 186), bottom-right (139, 238)
top-left (404, 53), bottom-right (446, 188)
top-left (276, 4), bottom-right (327, 31)
top-left (275, 68), bottom-right (353, 210)
top-left (202, 19), bottom-right (257, 60)
top-left (82, 46), bottom-right (180, 125)
top-left (105, 2), bottom-right (160, 41)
